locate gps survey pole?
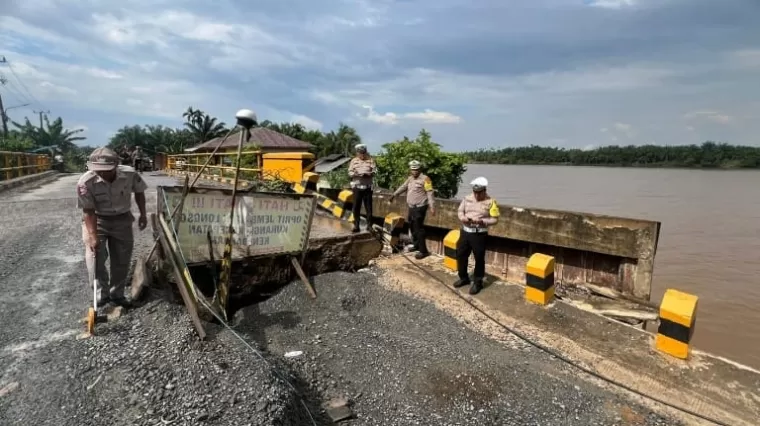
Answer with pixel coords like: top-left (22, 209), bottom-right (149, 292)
top-left (216, 109), bottom-right (257, 321)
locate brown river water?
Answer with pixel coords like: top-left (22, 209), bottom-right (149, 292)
top-left (458, 164), bottom-right (760, 369)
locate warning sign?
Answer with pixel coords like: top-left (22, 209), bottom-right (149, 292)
top-left (160, 187), bottom-right (316, 264)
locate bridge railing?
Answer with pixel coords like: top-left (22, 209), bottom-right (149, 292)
top-left (0, 151), bottom-right (51, 181)
top-left (166, 151), bottom-right (262, 180)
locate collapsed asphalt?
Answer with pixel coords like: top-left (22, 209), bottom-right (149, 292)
top-left (0, 173), bottom-right (680, 425)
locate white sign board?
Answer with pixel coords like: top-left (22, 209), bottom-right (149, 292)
top-left (161, 188), bottom-right (316, 264)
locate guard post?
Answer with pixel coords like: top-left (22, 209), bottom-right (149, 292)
top-left (656, 289), bottom-right (698, 359)
top-left (443, 230), bottom-right (460, 271)
top-left (294, 172), bottom-right (319, 194)
top-left (525, 253), bottom-right (555, 305)
top-left (333, 190), bottom-right (355, 222)
top-left (383, 213), bottom-right (405, 252)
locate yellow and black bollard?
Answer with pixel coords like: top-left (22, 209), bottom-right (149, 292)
top-left (294, 172), bottom-right (320, 194)
top-left (655, 289), bottom-right (698, 359)
top-left (442, 230), bottom-right (460, 271)
top-left (383, 213), bottom-right (405, 252)
top-left (333, 190), bottom-right (355, 222)
top-left (525, 253), bottom-right (555, 305)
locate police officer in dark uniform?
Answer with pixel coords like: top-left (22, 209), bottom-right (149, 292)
top-left (453, 177), bottom-right (501, 295)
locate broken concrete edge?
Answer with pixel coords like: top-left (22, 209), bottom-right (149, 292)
top-left (0, 170), bottom-right (58, 194)
top-left (314, 185), bottom-right (659, 302)
top-left (374, 256), bottom-right (760, 426)
top-left (164, 173), bottom-right (656, 305)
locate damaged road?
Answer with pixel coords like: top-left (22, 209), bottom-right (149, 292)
top-left (1, 173), bottom-right (679, 425)
top-left (0, 173), bottom-right (318, 425)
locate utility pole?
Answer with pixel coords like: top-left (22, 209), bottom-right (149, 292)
top-left (0, 75), bottom-right (7, 138)
top-left (33, 110), bottom-right (49, 130)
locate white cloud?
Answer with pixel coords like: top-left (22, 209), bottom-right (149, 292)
top-left (585, 0), bottom-right (637, 9)
top-left (360, 106), bottom-right (462, 125)
top-left (684, 111), bottom-right (734, 124)
top-left (0, 0), bottom-right (758, 149)
top-left (291, 114), bottom-right (323, 130)
top-left (403, 109), bottom-right (462, 124)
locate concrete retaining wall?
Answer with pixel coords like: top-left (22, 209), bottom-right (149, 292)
top-left (0, 171), bottom-right (59, 194)
top-left (319, 188), bottom-right (660, 302)
top-left (161, 169), bottom-right (661, 302)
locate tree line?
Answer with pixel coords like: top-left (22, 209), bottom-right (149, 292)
top-left (105, 106), bottom-right (363, 160)
top-left (464, 142), bottom-right (760, 169)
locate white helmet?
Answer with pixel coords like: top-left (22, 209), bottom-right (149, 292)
top-left (409, 160), bottom-right (421, 170)
top-left (470, 177), bottom-right (488, 191)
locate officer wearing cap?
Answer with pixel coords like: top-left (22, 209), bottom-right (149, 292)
top-left (454, 177), bottom-right (500, 295)
top-left (77, 147), bottom-right (148, 307)
top-left (131, 146), bottom-right (144, 173)
top-left (347, 144), bottom-right (377, 232)
top-left (389, 160), bottom-right (436, 259)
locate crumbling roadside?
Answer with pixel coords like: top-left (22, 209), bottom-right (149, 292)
top-left (0, 173), bottom-right (320, 425)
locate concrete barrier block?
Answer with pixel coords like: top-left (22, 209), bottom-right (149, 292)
top-left (656, 289), bottom-right (698, 359)
top-left (443, 230), bottom-right (460, 271)
top-left (525, 253), bottom-right (555, 305)
top-left (302, 172), bottom-right (319, 192)
top-left (383, 213), bottom-right (405, 252)
top-left (334, 190), bottom-right (354, 221)
top-left (317, 193), bottom-right (336, 212)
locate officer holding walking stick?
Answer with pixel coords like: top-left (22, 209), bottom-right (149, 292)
top-left (77, 147), bottom-right (148, 308)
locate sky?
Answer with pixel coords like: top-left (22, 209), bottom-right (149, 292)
top-left (0, 0), bottom-right (759, 151)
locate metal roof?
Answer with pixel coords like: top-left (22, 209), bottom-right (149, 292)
top-left (188, 127), bottom-right (313, 152)
top-left (314, 155), bottom-right (351, 173)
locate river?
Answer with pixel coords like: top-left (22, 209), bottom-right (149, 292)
top-left (459, 164), bottom-right (760, 369)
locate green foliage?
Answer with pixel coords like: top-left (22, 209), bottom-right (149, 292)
top-left (8, 116), bottom-right (86, 152)
top-left (107, 124), bottom-right (198, 155)
top-left (182, 107), bottom-right (228, 143)
top-left (375, 129), bottom-right (467, 199)
top-left (321, 168), bottom-right (350, 189)
top-left (464, 142), bottom-right (760, 169)
top-left (0, 133), bottom-right (33, 152)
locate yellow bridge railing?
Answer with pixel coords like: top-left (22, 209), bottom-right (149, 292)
top-left (166, 151), bottom-right (263, 180)
top-left (0, 151), bottom-right (51, 181)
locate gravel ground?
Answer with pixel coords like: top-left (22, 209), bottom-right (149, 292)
top-left (236, 269), bottom-right (681, 426)
top-left (1, 174), bottom-right (679, 425)
top-left (0, 174), bottom-right (313, 425)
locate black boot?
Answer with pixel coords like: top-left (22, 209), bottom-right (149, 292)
top-left (453, 278), bottom-right (470, 288)
top-left (414, 252), bottom-right (430, 260)
top-left (469, 280), bottom-right (483, 295)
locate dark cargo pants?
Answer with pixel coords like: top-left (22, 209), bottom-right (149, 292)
top-left (83, 213), bottom-right (134, 303)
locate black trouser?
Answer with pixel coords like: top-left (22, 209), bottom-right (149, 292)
top-left (352, 188), bottom-right (373, 230)
top-left (408, 205), bottom-right (429, 254)
top-left (133, 159), bottom-right (143, 173)
top-left (457, 230), bottom-right (487, 282)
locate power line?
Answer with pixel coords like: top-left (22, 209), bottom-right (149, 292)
top-left (0, 70), bottom-right (32, 106)
top-left (0, 56), bottom-right (49, 112)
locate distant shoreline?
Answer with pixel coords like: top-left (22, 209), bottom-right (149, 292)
top-left (465, 162), bottom-right (760, 171)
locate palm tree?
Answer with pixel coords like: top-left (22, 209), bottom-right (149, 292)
top-left (182, 106), bottom-right (228, 143)
top-left (108, 125), bottom-right (146, 151)
top-left (12, 116), bottom-right (86, 152)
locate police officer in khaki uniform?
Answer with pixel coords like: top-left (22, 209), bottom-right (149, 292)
top-left (389, 160), bottom-right (436, 259)
top-left (347, 144), bottom-right (377, 232)
top-left (454, 177), bottom-right (500, 295)
top-left (77, 147), bottom-right (148, 307)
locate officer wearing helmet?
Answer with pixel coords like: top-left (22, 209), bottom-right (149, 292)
top-left (454, 176), bottom-right (500, 295)
top-left (389, 160), bottom-right (436, 259)
top-left (347, 144), bottom-right (377, 232)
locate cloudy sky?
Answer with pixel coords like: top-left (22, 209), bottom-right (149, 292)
top-left (0, 0), bottom-right (758, 151)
